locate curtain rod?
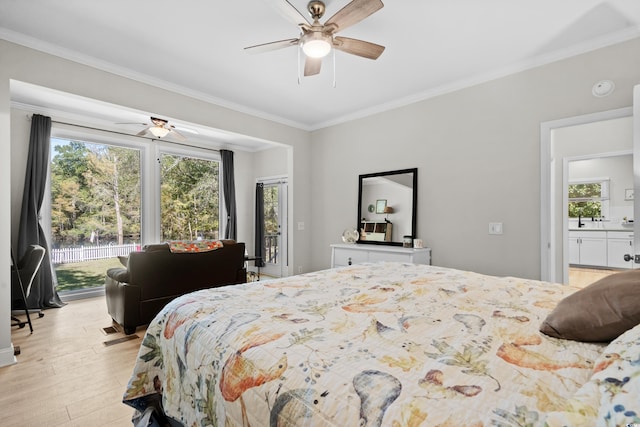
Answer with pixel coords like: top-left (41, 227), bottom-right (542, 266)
top-left (28, 114), bottom-right (222, 153)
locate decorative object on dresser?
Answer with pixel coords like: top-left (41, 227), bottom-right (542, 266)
top-left (341, 228), bottom-right (359, 243)
top-left (330, 243), bottom-right (431, 267)
top-left (357, 168), bottom-right (417, 246)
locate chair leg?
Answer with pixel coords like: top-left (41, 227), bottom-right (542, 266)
top-left (11, 313), bottom-right (33, 333)
top-left (10, 248), bottom-right (34, 333)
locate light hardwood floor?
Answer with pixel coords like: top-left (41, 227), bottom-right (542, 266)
top-left (568, 266), bottom-right (618, 288)
top-left (1, 297), bottom-right (145, 426)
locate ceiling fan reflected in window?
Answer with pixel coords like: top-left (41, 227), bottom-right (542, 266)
top-left (139, 117), bottom-right (186, 140)
top-left (118, 117), bottom-right (198, 141)
top-left (244, 0), bottom-right (385, 77)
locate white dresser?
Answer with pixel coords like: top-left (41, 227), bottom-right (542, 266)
top-left (331, 243), bottom-right (431, 268)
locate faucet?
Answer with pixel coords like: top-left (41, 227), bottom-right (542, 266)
top-left (578, 214), bottom-right (584, 228)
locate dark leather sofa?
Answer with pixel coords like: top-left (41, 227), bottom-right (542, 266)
top-left (105, 240), bottom-right (246, 334)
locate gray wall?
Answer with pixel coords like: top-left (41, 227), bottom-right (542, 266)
top-left (309, 37), bottom-right (640, 278)
top-left (0, 39), bottom-right (310, 366)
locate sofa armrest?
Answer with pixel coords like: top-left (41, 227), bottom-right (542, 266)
top-left (105, 271), bottom-right (141, 334)
top-left (107, 267), bottom-right (130, 283)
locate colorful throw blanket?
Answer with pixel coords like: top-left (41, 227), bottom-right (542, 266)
top-left (123, 262), bottom-right (640, 426)
top-left (166, 240), bottom-right (223, 253)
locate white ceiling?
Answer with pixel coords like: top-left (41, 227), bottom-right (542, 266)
top-left (1, 0), bottom-right (640, 140)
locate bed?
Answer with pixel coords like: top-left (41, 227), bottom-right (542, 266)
top-left (123, 262), bottom-right (640, 426)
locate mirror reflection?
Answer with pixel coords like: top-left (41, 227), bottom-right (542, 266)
top-left (357, 168), bottom-right (417, 246)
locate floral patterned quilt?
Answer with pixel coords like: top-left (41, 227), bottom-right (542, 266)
top-left (123, 262), bottom-right (639, 426)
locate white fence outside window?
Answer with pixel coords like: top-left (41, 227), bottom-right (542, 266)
top-left (51, 243), bottom-right (139, 265)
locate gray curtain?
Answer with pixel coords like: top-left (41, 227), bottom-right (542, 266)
top-left (17, 114), bottom-right (64, 309)
top-left (220, 149), bottom-right (237, 240)
top-left (254, 183), bottom-right (265, 267)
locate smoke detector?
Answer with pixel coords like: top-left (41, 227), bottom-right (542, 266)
top-left (592, 80), bottom-right (615, 98)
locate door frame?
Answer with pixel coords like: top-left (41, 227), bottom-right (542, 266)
top-left (257, 176), bottom-right (288, 277)
top-left (633, 85), bottom-right (640, 257)
top-left (540, 106), bottom-right (632, 282)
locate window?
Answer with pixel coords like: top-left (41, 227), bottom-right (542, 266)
top-left (568, 180), bottom-right (610, 218)
top-left (160, 152), bottom-right (220, 241)
top-left (48, 135), bottom-right (222, 295)
top-left (50, 138), bottom-right (141, 292)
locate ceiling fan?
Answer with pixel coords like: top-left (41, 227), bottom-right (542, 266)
top-left (134, 117), bottom-right (187, 141)
top-left (245, 0), bottom-right (385, 77)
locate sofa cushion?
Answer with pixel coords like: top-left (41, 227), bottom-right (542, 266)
top-left (142, 243), bottom-right (171, 253)
top-left (118, 255), bottom-right (129, 267)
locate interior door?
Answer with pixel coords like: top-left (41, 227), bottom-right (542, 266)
top-left (259, 179), bottom-right (288, 277)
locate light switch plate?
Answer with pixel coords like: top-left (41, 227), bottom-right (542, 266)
top-left (489, 222), bottom-right (503, 235)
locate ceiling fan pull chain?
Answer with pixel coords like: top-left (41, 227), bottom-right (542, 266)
top-left (333, 49), bottom-right (337, 88)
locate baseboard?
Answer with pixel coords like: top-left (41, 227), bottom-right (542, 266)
top-left (60, 286), bottom-right (105, 302)
top-left (0, 344), bottom-right (17, 367)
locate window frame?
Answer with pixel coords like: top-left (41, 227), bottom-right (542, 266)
top-left (567, 178), bottom-right (610, 219)
top-left (153, 141), bottom-right (224, 243)
top-left (47, 125), bottom-right (224, 247)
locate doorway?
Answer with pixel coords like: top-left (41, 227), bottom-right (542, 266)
top-left (541, 108), bottom-right (633, 283)
top-left (258, 177), bottom-right (288, 278)
top-left (564, 153), bottom-right (633, 287)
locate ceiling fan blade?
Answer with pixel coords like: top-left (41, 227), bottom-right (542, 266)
top-left (325, 0), bottom-right (384, 33)
top-left (170, 129), bottom-right (187, 141)
top-left (304, 57), bottom-right (322, 76)
top-left (270, 0), bottom-right (311, 26)
top-left (244, 38), bottom-right (299, 54)
top-left (334, 36), bottom-right (385, 59)
top-left (136, 128), bottom-right (150, 136)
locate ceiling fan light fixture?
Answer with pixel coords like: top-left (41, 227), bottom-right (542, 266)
top-left (149, 126), bottom-right (170, 138)
top-left (301, 33), bottom-right (332, 58)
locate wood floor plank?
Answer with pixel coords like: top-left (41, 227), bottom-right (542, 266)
top-left (1, 297), bottom-right (146, 426)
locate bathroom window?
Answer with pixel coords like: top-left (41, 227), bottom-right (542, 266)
top-left (568, 180), bottom-right (609, 218)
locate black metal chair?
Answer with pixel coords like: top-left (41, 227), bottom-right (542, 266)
top-left (11, 245), bottom-right (46, 333)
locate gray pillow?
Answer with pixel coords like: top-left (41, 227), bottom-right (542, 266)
top-left (540, 269), bottom-right (640, 342)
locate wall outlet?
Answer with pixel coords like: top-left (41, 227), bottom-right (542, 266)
top-left (489, 222), bottom-right (503, 235)
top-left (297, 221), bottom-right (305, 230)
top-left (298, 266), bottom-right (303, 273)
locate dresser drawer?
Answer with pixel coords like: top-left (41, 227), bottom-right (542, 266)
top-left (333, 248), bottom-right (369, 266)
top-left (369, 251), bottom-right (409, 263)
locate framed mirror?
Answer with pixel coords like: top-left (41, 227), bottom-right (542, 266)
top-left (357, 168), bottom-right (417, 246)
